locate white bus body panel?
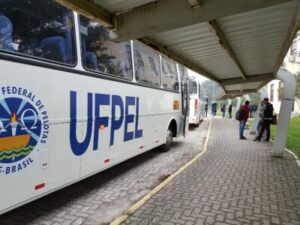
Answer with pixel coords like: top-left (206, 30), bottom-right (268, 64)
top-left (188, 77), bottom-right (205, 125)
top-left (189, 95), bottom-right (201, 125)
top-left (0, 59), bottom-right (182, 214)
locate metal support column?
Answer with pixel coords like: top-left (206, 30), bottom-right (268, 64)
top-left (225, 99), bottom-right (232, 118)
top-left (273, 68), bottom-right (296, 156)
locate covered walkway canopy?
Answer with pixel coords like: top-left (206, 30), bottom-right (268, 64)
top-left (57, 0), bottom-right (300, 97)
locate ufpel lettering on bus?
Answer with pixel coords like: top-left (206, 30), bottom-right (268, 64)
top-left (0, 86), bottom-right (49, 175)
top-left (70, 91), bottom-right (144, 156)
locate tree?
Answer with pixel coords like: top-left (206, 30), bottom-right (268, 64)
top-left (249, 93), bottom-right (260, 104)
top-left (3, 0), bottom-right (69, 41)
top-left (231, 98), bottom-right (237, 107)
top-left (201, 80), bottom-right (223, 103)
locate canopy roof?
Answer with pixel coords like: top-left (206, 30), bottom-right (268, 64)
top-left (57, 0), bottom-right (300, 97)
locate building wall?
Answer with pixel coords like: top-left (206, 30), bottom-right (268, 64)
top-left (266, 80), bottom-right (300, 115)
top-left (267, 80), bottom-right (281, 114)
top-left (263, 32), bottom-right (300, 115)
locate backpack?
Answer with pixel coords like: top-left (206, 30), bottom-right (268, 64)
top-left (235, 109), bottom-right (243, 121)
top-left (251, 104), bottom-right (258, 112)
top-left (264, 103), bottom-right (273, 118)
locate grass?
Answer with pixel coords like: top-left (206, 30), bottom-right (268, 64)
top-left (216, 111), bottom-right (223, 117)
top-left (271, 117), bottom-right (300, 158)
top-left (247, 118), bottom-right (254, 128)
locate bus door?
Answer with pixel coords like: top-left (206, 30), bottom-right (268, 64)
top-left (181, 81), bottom-right (189, 137)
top-left (178, 65), bottom-right (189, 137)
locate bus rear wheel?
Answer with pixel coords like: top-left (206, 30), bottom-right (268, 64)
top-left (159, 129), bottom-right (173, 152)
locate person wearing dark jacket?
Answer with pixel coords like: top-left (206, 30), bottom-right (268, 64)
top-left (239, 101), bottom-right (250, 140)
top-left (221, 104), bottom-right (226, 118)
top-left (211, 102), bottom-right (217, 117)
top-left (254, 98), bottom-right (273, 142)
top-left (228, 104), bottom-right (232, 119)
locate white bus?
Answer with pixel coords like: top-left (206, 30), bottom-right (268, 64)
top-left (188, 76), bottom-right (206, 125)
top-left (0, 0), bottom-right (189, 214)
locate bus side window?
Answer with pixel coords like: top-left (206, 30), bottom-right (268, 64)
top-left (0, 0), bottom-right (76, 65)
top-left (179, 65), bottom-right (188, 86)
top-left (133, 41), bottom-right (160, 87)
top-left (161, 56), bottom-right (178, 91)
top-left (0, 15), bottom-right (15, 52)
top-left (79, 16), bottom-right (133, 80)
top-left (189, 80), bottom-right (197, 95)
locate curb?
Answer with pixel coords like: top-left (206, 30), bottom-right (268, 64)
top-left (110, 119), bottom-right (213, 225)
top-left (270, 139), bottom-right (300, 168)
top-left (284, 148), bottom-right (300, 167)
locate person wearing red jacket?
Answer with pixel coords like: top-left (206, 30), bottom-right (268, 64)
top-left (239, 101), bottom-right (250, 139)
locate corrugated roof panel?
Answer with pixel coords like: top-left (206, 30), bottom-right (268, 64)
top-left (224, 81), bottom-right (265, 92)
top-left (152, 23), bottom-right (244, 80)
top-left (94, 0), bottom-right (156, 13)
top-left (241, 81), bottom-right (266, 90)
top-left (87, 0), bottom-right (298, 94)
top-left (218, 1), bottom-right (298, 75)
top-left (225, 84), bottom-right (242, 91)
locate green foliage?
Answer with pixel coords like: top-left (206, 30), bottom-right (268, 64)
top-left (231, 98), bottom-right (237, 108)
top-left (271, 117), bottom-right (300, 157)
top-left (201, 80), bottom-right (223, 103)
top-left (241, 96), bottom-right (246, 104)
top-left (3, 0), bottom-right (69, 40)
top-left (249, 93), bottom-right (260, 104)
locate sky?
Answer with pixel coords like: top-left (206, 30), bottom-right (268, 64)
top-left (187, 69), bottom-right (209, 84)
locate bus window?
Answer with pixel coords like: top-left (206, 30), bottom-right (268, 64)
top-left (79, 16), bottom-right (133, 80)
top-left (178, 65), bottom-right (189, 85)
top-left (162, 56), bottom-right (179, 91)
top-left (189, 80), bottom-right (197, 95)
top-left (133, 41), bottom-right (160, 86)
top-left (0, 0), bottom-right (76, 65)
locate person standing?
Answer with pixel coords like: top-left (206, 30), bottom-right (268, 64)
top-left (239, 101), bottom-right (250, 140)
top-left (204, 103), bottom-right (208, 117)
top-left (250, 104), bottom-right (258, 118)
top-left (221, 104), bottom-right (226, 118)
top-left (256, 100), bottom-right (266, 135)
top-left (211, 102), bottom-right (217, 117)
top-left (204, 97), bottom-right (209, 117)
top-left (228, 104), bottom-right (232, 119)
top-left (254, 98), bottom-right (273, 142)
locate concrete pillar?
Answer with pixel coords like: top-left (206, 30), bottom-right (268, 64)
top-left (273, 68), bottom-right (296, 157)
top-left (249, 103), bottom-right (260, 135)
top-left (249, 89), bottom-right (268, 134)
top-left (235, 97), bottom-right (241, 112)
top-left (225, 99), bottom-right (232, 118)
top-left (244, 94), bottom-right (251, 101)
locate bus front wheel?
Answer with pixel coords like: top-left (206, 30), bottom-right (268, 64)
top-left (159, 129), bottom-right (173, 152)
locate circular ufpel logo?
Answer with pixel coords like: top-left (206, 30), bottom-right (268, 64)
top-left (0, 87), bottom-right (49, 174)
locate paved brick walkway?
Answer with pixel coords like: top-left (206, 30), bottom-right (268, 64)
top-left (0, 121), bottom-right (209, 225)
top-left (123, 118), bottom-right (300, 225)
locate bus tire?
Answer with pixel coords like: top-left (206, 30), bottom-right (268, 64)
top-left (197, 116), bottom-right (201, 126)
top-left (159, 128), bottom-right (173, 152)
